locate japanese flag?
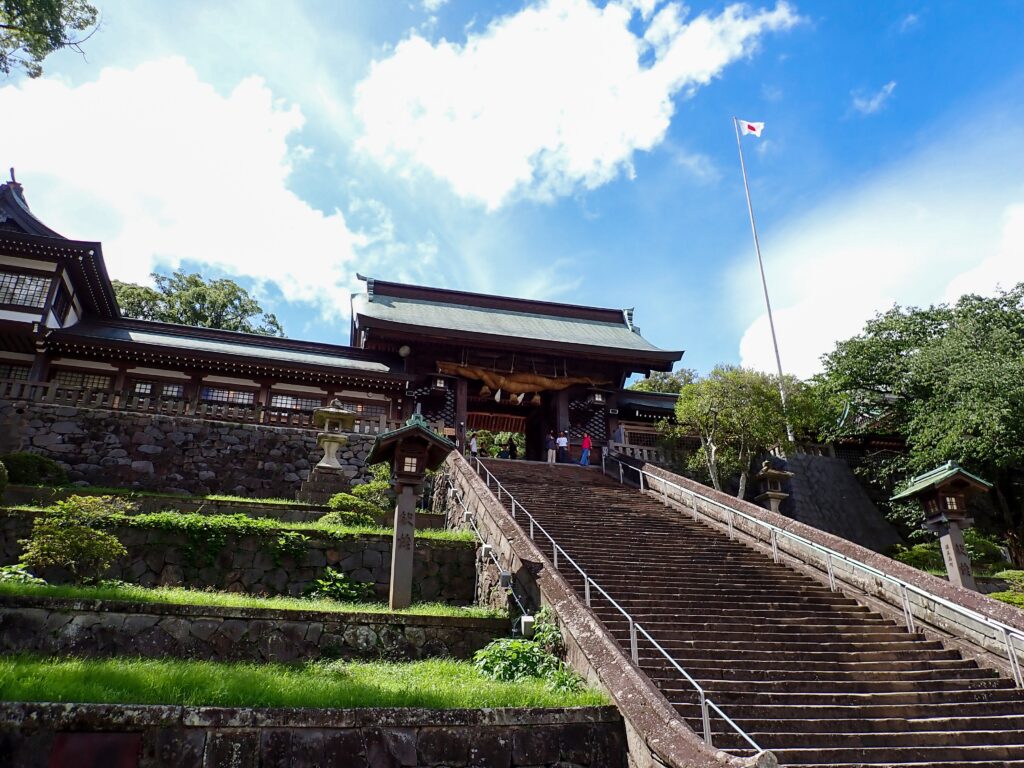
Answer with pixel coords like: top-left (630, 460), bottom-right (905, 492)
top-left (739, 120), bottom-right (765, 137)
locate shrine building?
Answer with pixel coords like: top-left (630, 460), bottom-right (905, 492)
top-left (0, 179), bottom-right (683, 462)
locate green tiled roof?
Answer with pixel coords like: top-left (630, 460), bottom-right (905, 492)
top-left (890, 461), bottom-right (992, 501)
top-left (56, 321), bottom-right (398, 375)
top-left (352, 294), bottom-right (674, 357)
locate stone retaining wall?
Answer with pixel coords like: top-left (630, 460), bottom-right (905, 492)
top-left (0, 400), bottom-right (374, 497)
top-left (0, 596), bottom-right (506, 662)
top-left (1, 512), bottom-right (475, 602)
top-left (0, 702), bottom-right (627, 768)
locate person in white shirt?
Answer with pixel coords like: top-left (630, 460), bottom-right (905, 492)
top-left (469, 432), bottom-right (479, 458)
top-left (556, 431), bottom-right (569, 463)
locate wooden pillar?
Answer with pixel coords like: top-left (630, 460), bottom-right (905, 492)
top-left (555, 389), bottom-right (570, 433)
top-left (28, 349), bottom-right (50, 384)
top-left (187, 373), bottom-right (204, 414)
top-left (257, 380), bottom-right (272, 424)
top-left (455, 378), bottom-right (468, 452)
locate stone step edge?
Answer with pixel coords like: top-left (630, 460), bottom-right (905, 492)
top-left (0, 594), bottom-right (508, 630)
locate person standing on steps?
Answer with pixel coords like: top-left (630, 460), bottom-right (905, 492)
top-left (507, 437), bottom-right (518, 460)
top-left (469, 432), bottom-right (479, 458)
top-left (580, 433), bottom-right (592, 466)
top-left (556, 431), bottom-right (569, 463)
top-left (545, 431), bottom-right (557, 463)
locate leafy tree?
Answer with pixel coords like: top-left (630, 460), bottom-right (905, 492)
top-left (673, 365), bottom-right (818, 498)
top-left (817, 285), bottom-right (1024, 562)
top-left (1, 0), bottom-right (98, 78)
top-left (629, 368), bottom-right (696, 394)
top-left (113, 271), bottom-right (285, 336)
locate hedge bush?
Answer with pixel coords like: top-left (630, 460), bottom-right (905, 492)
top-left (18, 496), bottom-right (127, 584)
top-left (0, 452), bottom-right (67, 485)
top-left (323, 494), bottom-right (380, 527)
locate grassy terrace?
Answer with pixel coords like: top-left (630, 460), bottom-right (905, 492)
top-left (0, 656), bottom-right (606, 709)
top-left (0, 581), bottom-right (502, 619)
top-left (0, 506), bottom-right (470, 543)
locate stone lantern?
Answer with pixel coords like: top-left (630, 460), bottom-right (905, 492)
top-left (891, 461), bottom-right (992, 591)
top-left (313, 399), bottom-right (357, 471)
top-left (296, 399), bottom-right (357, 504)
top-left (368, 413), bottom-right (456, 609)
top-left (755, 460), bottom-right (794, 514)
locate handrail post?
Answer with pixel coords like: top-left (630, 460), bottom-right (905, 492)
top-left (826, 552), bottom-right (837, 591)
top-left (727, 510), bottom-right (735, 540)
top-left (689, 491), bottom-right (698, 520)
top-left (529, 519), bottom-right (535, 540)
top-left (584, 577), bottom-right (592, 607)
top-left (700, 691), bottom-right (712, 746)
top-left (900, 584), bottom-right (916, 633)
top-left (618, 463), bottom-right (624, 484)
top-left (1001, 628), bottom-right (1024, 688)
top-left (629, 620), bottom-right (639, 663)
top-left (553, 543), bottom-right (559, 569)
top-left (662, 477), bottom-right (669, 506)
top-left (638, 470), bottom-right (645, 492)
top-left (770, 530), bottom-right (779, 563)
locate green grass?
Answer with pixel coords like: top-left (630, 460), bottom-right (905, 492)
top-left (990, 591), bottom-right (1024, 609)
top-left (0, 655), bottom-right (607, 709)
top-left (0, 581), bottom-right (503, 619)
top-left (0, 506), bottom-right (472, 543)
top-left (13, 485), bottom-right (315, 507)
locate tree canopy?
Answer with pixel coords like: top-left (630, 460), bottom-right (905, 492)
top-left (816, 284), bottom-right (1024, 560)
top-left (629, 368), bottom-right (696, 394)
top-left (671, 365), bottom-right (819, 498)
top-left (1, 0), bottom-right (97, 78)
top-left (113, 271), bottom-right (285, 337)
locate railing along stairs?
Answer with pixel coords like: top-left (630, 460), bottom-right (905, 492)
top-left (602, 452), bottom-right (1024, 689)
top-left (469, 456), bottom-right (765, 755)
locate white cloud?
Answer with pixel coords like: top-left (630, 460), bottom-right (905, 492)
top-left (851, 80), bottom-right (897, 115)
top-left (354, 0), bottom-right (800, 209)
top-left (421, 0), bottom-right (449, 10)
top-left (733, 106), bottom-right (1024, 378)
top-left (899, 13), bottom-right (920, 33)
top-left (0, 58), bottom-right (374, 320)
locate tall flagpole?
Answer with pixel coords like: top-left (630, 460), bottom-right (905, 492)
top-left (733, 116), bottom-right (794, 442)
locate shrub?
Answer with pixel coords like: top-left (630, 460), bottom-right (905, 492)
top-left (351, 481), bottom-right (391, 512)
top-left (993, 570), bottom-right (1024, 592)
top-left (473, 637), bottom-right (584, 693)
top-left (891, 541), bottom-right (946, 572)
top-left (532, 606), bottom-right (564, 656)
top-left (0, 452), bottom-right (67, 485)
top-left (964, 529), bottom-right (1010, 567)
top-left (474, 638), bottom-right (556, 682)
top-left (19, 496), bottom-right (128, 584)
top-left (304, 568), bottom-right (376, 602)
top-left (324, 494), bottom-right (380, 526)
top-left (0, 564), bottom-right (46, 585)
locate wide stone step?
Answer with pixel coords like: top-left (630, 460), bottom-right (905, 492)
top-left (641, 656), bottom-right (983, 674)
top-left (645, 664), bottom-right (994, 684)
top-left (665, 676), bottom-right (1014, 696)
top-left (671, 698), bottom-right (1024, 722)
top-left (768, 744), bottom-right (1024, 765)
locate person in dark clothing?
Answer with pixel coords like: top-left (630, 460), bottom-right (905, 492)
top-left (507, 437), bottom-right (518, 460)
top-left (545, 432), bottom-right (557, 463)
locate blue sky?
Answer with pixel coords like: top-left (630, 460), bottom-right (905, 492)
top-left (2, 0), bottom-right (1023, 377)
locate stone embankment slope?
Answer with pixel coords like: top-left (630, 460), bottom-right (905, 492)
top-left (480, 460), bottom-right (1024, 768)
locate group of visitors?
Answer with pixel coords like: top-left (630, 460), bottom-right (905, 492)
top-left (545, 431), bottom-right (592, 465)
top-left (468, 432), bottom-right (518, 460)
top-left (467, 430), bottom-right (592, 465)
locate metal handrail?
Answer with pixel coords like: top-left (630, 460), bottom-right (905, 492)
top-left (468, 456), bottom-right (764, 754)
top-left (603, 452), bottom-right (1024, 688)
top-left (442, 473), bottom-right (529, 617)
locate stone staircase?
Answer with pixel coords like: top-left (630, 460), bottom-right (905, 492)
top-left (479, 460), bottom-right (1024, 768)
